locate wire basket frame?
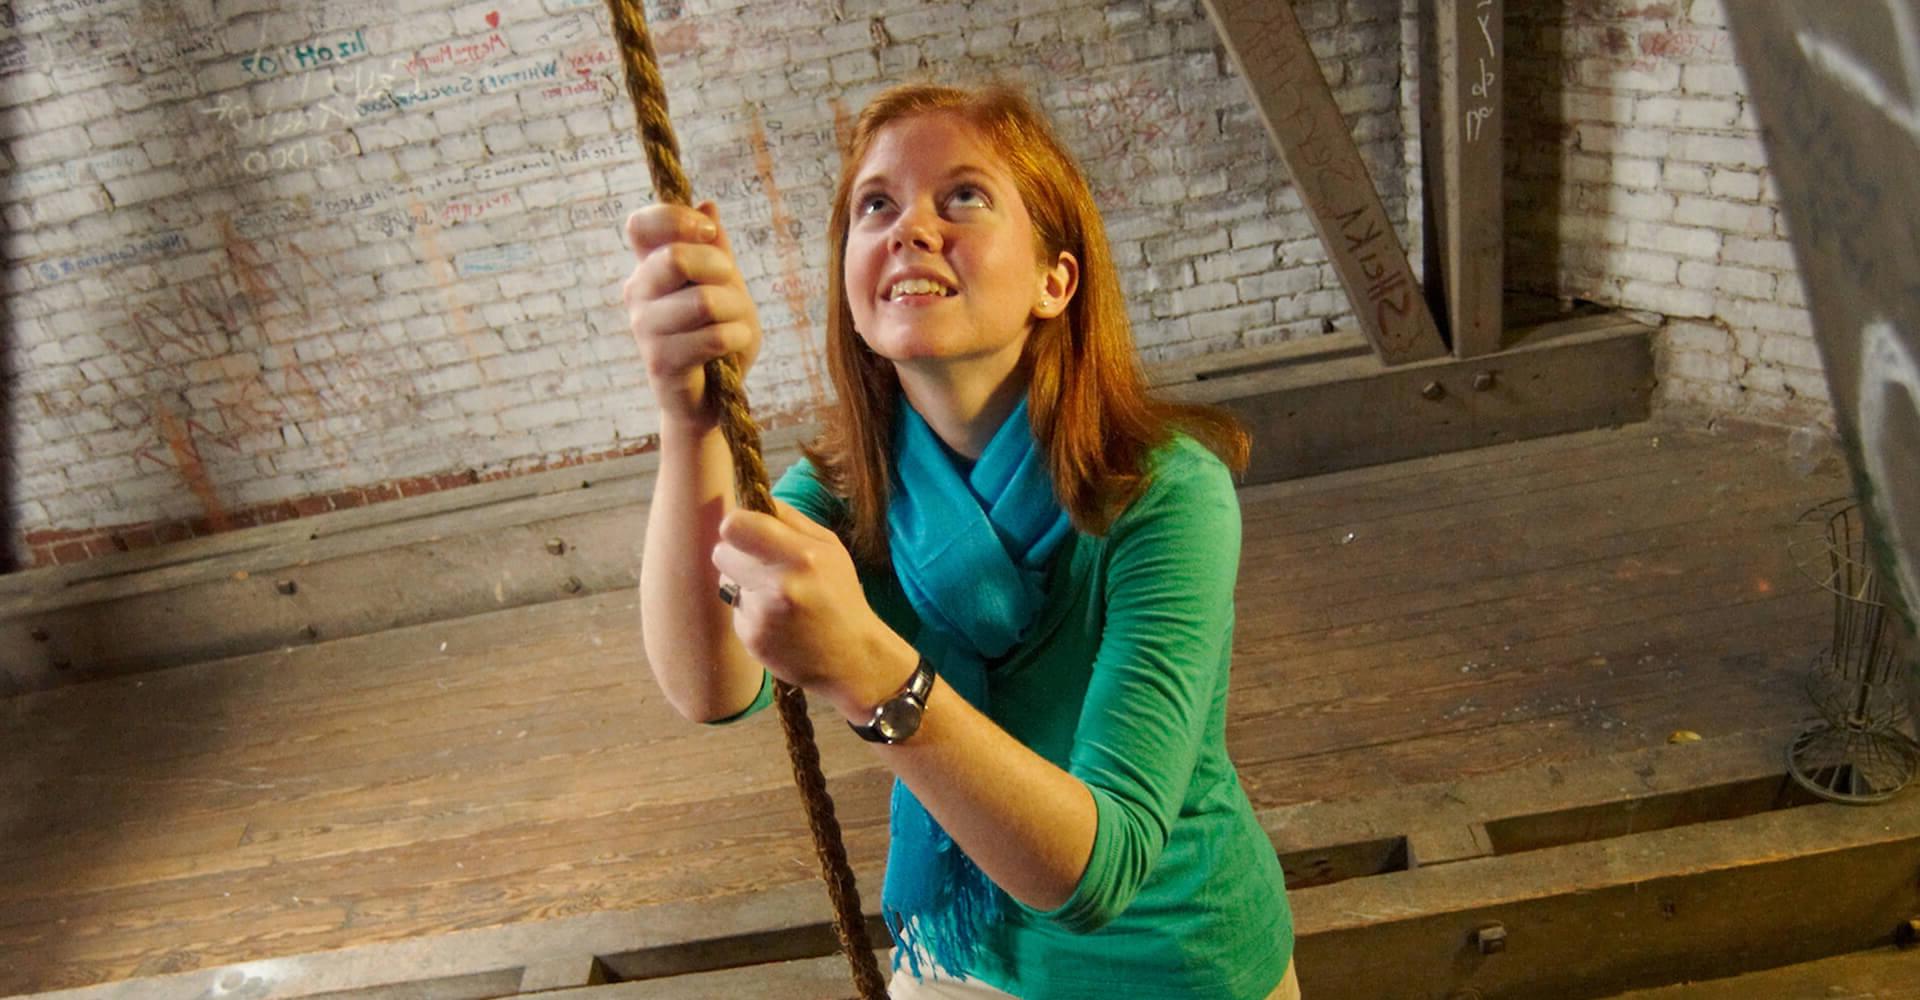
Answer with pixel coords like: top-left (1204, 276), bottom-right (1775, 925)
top-left (1785, 498), bottom-right (1917, 803)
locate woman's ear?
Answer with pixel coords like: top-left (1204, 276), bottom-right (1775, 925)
top-left (1034, 251), bottom-right (1080, 320)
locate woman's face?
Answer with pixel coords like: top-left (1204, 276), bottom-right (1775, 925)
top-left (842, 112), bottom-right (1074, 389)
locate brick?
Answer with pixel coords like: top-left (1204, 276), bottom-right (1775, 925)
top-left (1680, 62), bottom-right (1746, 96)
top-left (1669, 350), bottom-right (1738, 383)
top-left (1187, 302), bottom-right (1275, 342)
top-left (1562, 91), bottom-right (1635, 124)
top-left (1720, 298), bottom-right (1813, 338)
top-left (1235, 267), bottom-right (1322, 301)
top-left (1607, 248), bottom-right (1679, 284)
top-left (1664, 321), bottom-right (1733, 355)
top-left (1610, 190), bottom-right (1678, 223)
top-left (1578, 58), bottom-right (1682, 93)
top-left (1707, 169), bottom-right (1762, 201)
top-left (499, 398), bottom-right (582, 432)
top-left (1776, 273), bottom-right (1808, 308)
top-left (1662, 162), bottom-right (1712, 194)
top-left (1722, 236), bottom-right (1798, 272)
top-left (1162, 281), bottom-right (1238, 317)
top-left (12, 124), bottom-right (92, 166)
top-left (1713, 264), bottom-right (1776, 300)
top-left (1619, 280), bottom-right (1715, 319)
top-left (1673, 196), bottom-right (1772, 236)
top-left (1625, 221), bottom-right (1722, 260)
top-left (31, 89), bottom-right (119, 132)
top-left (1757, 333), bottom-right (1822, 371)
top-left (1676, 260), bottom-right (1716, 291)
top-left (1610, 158), bottom-right (1663, 190)
top-left (1675, 97), bottom-right (1741, 129)
top-left (0, 73), bottom-right (56, 109)
top-left (104, 171), bottom-right (192, 208)
top-left (1194, 245), bottom-right (1277, 284)
top-left (1575, 123), bottom-right (1671, 158)
top-left (1673, 132), bottom-right (1767, 169)
top-left (1161, 230), bottom-right (1231, 261)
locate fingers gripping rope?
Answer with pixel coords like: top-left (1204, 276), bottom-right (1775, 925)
top-left (600, 3), bottom-right (887, 997)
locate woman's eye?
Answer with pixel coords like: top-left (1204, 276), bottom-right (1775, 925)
top-left (949, 185), bottom-right (989, 209)
top-left (858, 194), bottom-right (892, 216)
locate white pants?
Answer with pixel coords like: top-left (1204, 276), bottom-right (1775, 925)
top-left (888, 960), bottom-right (1300, 999)
top-left (888, 974), bottom-right (1019, 999)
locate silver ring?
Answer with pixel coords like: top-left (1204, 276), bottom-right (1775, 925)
top-left (717, 581), bottom-right (741, 607)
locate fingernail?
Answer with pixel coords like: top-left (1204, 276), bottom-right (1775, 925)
top-left (697, 221), bottom-right (718, 241)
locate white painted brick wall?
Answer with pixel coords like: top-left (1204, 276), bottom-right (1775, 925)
top-left (1504, 0), bottom-right (1828, 432)
top-left (4, 0), bottom-right (1830, 563)
top-left (4, 0), bottom-right (1417, 559)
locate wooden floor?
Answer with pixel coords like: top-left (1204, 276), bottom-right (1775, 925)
top-left (0, 420), bottom-right (1854, 994)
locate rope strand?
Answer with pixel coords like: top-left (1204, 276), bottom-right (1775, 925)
top-left (601, 2), bottom-right (886, 996)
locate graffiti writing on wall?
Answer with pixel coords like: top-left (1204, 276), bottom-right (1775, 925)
top-left (1059, 75), bottom-right (1208, 208)
top-left (239, 29), bottom-right (370, 78)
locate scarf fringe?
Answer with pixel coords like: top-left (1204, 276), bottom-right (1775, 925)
top-left (885, 848), bottom-right (1005, 981)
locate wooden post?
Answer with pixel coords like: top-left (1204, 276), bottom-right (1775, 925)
top-left (1724, 2), bottom-right (1920, 628)
top-left (1421, 0), bottom-right (1505, 358)
top-left (1200, 0), bottom-right (1448, 366)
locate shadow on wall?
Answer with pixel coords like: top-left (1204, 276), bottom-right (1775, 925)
top-left (3, 97), bottom-right (15, 572)
top-left (1502, 7), bottom-right (1570, 300)
top-left (0, 9), bottom-right (249, 990)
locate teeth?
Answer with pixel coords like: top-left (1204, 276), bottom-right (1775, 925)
top-left (888, 278), bottom-right (950, 299)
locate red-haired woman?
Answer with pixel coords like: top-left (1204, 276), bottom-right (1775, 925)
top-left (625, 83), bottom-right (1297, 999)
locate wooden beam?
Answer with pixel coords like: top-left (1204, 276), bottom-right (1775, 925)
top-left (1607, 947), bottom-right (1920, 1000)
top-left (1199, 0), bottom-right (1448, 365)
top-left (518, 957), bottom-right (609, 992)
top-left (1294, 793), bottom-right (1920, 999)
top-left (1421, 0), bottom-right (1505, 358)
top-left (26, 726), bottom-right (1915, 1000)
top-left (1723, 3), bottom-right (1920, 631)
top-left (0, 309), bottom-right (1648, 695)
top-left (1158, 309), bottom-right (1654, 486)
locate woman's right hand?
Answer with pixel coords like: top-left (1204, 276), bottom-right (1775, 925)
top-left (623, 202), bottom-right (762, 429)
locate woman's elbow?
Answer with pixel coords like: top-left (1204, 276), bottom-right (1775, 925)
top-left (1040, 795), bottom-right (1162, 934)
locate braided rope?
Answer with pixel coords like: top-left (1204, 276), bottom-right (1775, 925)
top-left (601, 2), bottom-right (887, 997)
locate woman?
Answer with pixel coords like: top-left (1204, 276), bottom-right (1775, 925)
top-left (625, 82), bottom-right (1296, 999)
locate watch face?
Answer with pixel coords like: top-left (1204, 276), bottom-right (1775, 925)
top-left (874, 698), bottom-right (924, 742)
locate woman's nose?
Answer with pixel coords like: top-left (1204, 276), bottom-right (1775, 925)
top-left (890, 208), bottom-right (942, 253)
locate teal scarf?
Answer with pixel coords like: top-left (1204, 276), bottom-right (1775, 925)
top-left (883, 393), bottom-right (1073, 980)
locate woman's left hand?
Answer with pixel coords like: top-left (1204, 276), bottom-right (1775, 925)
top-left (711, 501), bottom-right (911, 717)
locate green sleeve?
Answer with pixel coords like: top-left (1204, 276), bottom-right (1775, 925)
top-left (700, 457), bottom-right (843, 727)
top-left (770, 455), bottom-right (848, 528)
top-left (1031, 440), bottom-right (1242, 932)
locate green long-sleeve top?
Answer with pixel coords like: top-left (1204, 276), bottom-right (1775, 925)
top-left (721, 435), bottom-right (1292, 998)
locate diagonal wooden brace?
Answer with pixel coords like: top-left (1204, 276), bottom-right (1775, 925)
top-left (1201, 0), bottom-right (1448, 366)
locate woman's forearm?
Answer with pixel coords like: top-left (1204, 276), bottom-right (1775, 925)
top-left (640, 414), bottom-right (767, 722)
top-left (829, 637), bottom-right (1099, 912)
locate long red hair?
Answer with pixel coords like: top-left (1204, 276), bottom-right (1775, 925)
top-left (807, 82), bottom-right (1249, 566)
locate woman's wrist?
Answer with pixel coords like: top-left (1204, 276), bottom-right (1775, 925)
top-left (827, 626), bottom-right (922, 725)
top-left (657, 406), bottom-right (722, 446)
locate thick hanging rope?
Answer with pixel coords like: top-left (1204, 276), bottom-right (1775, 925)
top-left (601, 2), bottom-right (887, 997)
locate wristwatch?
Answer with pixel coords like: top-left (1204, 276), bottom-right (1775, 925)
top-left (847, 654), bottom-right (936, 744)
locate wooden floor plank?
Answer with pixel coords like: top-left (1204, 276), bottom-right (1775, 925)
top-left (1600, 946), bottom-right (1920, 999)
top-left (0, 419), bottom-right (1856, 995)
